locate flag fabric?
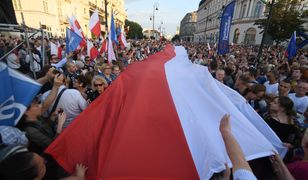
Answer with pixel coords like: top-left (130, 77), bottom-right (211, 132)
top-left (51, 57), bottom-right (67, 70)
top-left (66, 28), bottom-right (83, 54)
top-left (68, 16), bottom-right (86, 48)
top-left (46, 45), bottom-right (286, 180)
top-left (119, 28), bottom-right (129, 48)
top-left (89, 10), bottom-right (101, 37)
top-left (99, 38), bottom-right (108, 54)
top-left (110, 14), bottom-right (118, 44)
top-left (218, 1), bottom-right (236, 55)
top-left (87, 40), bottom-right (99, 60)
top-left (107, 33), bottom-right (116, 63)
top-left (285, 31), bottom-right (297, 60)
top-left (50, 41), bottom-right (62, 59)
top-left (0, 62), bottom-right (41, 126)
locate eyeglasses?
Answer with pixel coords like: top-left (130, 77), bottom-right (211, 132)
top-left (94, 83), bottom-right (103, 87)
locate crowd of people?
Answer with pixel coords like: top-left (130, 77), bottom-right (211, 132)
top-left (0, 32), bottom-right (308, 179)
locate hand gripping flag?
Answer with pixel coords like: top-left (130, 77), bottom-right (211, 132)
top-left (89, 9), bottom-right (101, 37)
top-left (218, 1), bottom-right (236, 55)
top-left (285, 31), bottom-right (297, 60)
top-left (0, 62), bottom-right (41, 126)
top-left (66, 28), bottom-right (83, 54)
top-left (46, 45), bottom-right (287, 179)
top-left (87, 40), bottom-right (99, 60)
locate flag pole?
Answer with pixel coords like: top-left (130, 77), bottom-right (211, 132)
top-left (21, 12), bottom-right (37, 79)
top-left (40, 22), bottom-right (46, 67)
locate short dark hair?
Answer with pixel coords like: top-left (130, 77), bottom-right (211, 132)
top-left (76, 74), bottom-right (89, 88)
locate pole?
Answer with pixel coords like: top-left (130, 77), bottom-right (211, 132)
top-left (40, 23), bottom-right (46, 66)
top-left (104, 0), bottom-right (108, 34)
top-left (21, 12), bottom-right (36, 79)
top-left (257, 0), bottom-right (275, 63)
top-left (152, 5), bottom-right (155, 32)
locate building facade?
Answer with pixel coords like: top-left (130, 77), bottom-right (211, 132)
top-left (194, 0), bottom-right (266, 45)
top-left (12, 0), bottom-right (126, 38)
top-left (179, 11), bottom-right (197, 42)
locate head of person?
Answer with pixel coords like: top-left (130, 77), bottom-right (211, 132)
top-left (50, 54), bottom-right (58, 64)
top-left (299, 55), bottom-right (307, 66)
top-left (266, 68), bottom-right (279, 82)
top-left (92, 76), bottom-right (107, 94)
top-left (0, 146), bottom-right (46, 180)
top-left (291, 67), bottom-right (302, 81)
top-left (66, 61), bottom-right (77, 74)
top-left (215, 69), bottom-right (225, 83)
top-left (102, 64), bottom-right (112, 76)
top-left (295, 80), bottom-right (308, 97)
top-left (235, 74), bottom-right (250, 94)
top-left (84, 56), bottom-right (91, 64)
top-left (74, 74), bottom-right (89, 90)
top-left (270, 96), bottom-right (296, 118)
top-left (278, 79), bottom-right (291, 96)
top-left (19, 97), bottom-right (42, 126)
top-left (112, 65), bottom-right (121, 76)
top-left (245, 84), bottom-right (266, 101)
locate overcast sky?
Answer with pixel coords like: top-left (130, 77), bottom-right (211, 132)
top-left (125, 0), bottom-right (200, 36)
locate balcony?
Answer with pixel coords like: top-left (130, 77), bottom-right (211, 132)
top-left (233, 16), bottom-right (266, 23)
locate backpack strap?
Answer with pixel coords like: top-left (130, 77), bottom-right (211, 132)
top-left (48, 88), bottom-right (66, 118)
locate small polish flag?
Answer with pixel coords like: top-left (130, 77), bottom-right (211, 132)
top-left (87, 40), bottom-right (99, 60)
top-left (89, 10), bottom-right (101, 37)
top-left (108, 33), bottom-right (116, 63)
top-left (69, 15), bottom-right (86, 48)
top-left (99, 38), bottom-right (108, 54)
top-left (50, 41), bottom-right (63, 59)
top-left (119, 31), bottom-right (129, 48)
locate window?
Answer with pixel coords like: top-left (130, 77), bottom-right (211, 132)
top-left (43, 0), bottom-right (48, 13)
top-left (254, 2), bottom-right (262, 17)
top-left (240, 3), bottom-right (247, 18)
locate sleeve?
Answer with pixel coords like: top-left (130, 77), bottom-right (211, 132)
top-left (77, 92), bottom-right (88, 111)
top-left (25, 127), bottom-right (53, 149)
top-left (233, 169), bottom-right (257, 180)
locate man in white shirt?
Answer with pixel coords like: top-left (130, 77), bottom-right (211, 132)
top-left (41, 80), bottom-right (88, 129)
top-left (288, 81), bottom-right (308, 114)
top-left (264, 69), bottom-right (279, 95)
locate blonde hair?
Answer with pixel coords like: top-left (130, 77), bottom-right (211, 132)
top-left (91, 75), bottom-right (107, 89)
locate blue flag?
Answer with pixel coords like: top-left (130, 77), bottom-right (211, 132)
top-left (285, 31), bottom-right (297, 60)
top-left (110, 14), bottom-right (118, 44)
top-left (0, 63), bottom-right (41, 126)
top-left (66, 28), bottom-right (83, 54)
top-left (218, 1), bottom-right (236, 55)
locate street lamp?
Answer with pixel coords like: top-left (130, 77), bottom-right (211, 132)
top-left (150, 2), bottom-right (159, 38)
top-left (257, 0), bottom-right (275, 63)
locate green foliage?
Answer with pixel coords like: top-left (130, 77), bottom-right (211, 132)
top-left (124, 19), bottom-right (143, 39)
top-left (171, 34), bottom-right (180, 42)
top-left (254, 0), bottom-right (305, 44)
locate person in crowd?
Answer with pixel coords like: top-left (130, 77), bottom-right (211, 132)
top-left (17, 74), bottom-right (65, 154)
top-left (243, 84), bottom-right (267, 115)
top-left (100, 64), bottom-right (114, 85)
top-left (234, 74), bottom-right (251, 95)
top-left (264, 68), bottom-right (279, 95)
top-left (26, 44), bottom-right (41, 75)
top-left (6, 46), bottom-right (21, 70)
top-left (73, 74), bottom-right (92, 101)
top-left (266, 96), bottom-right (300, 145)
top-left (88, 75), bottom-right (108, 102)
top-left (278, 78), bottom-right (292, 97)
top-left (290, 66), bottom-right (303, 92)
top-left (288, 81), bottom-right (308, 114)
top-left (215, 69), bottom-right (225, 84)
top-left (65, 61), bottom-right (78, 89)
top-left (111, 65), bottom-right (121, 80)
top-left (0, 144), bottom-right (88, 180)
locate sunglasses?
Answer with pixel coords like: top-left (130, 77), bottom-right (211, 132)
top-left (94, 83), bottom-right (103, 87)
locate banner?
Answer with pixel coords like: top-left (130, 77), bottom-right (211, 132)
top-left (0, 62), bottom-right (41, 126)
top-left (217, 1), bottom-right (235, 55)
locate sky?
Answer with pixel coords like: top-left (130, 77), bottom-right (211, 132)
top-left (125, 0), bottom-right (200, 36)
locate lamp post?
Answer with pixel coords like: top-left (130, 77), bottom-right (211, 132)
top-left (150, 3), bottom-right (159, 39)
top-left (257, 0), bottom-right (275, 63)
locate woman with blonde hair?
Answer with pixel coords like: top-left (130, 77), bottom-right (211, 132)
top-left (88, 75), bottom-right (108, 102)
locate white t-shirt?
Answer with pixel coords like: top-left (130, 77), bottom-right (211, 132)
top-left (288, 93), bottom-right (308, 114)
top-left (263, 81), bottom-right (279, 95)
top-left (6, 53), bottom-right (21, 69)
top-left (26, 53), bottom-right (41, 72)
top-left (41, 85), bottom-right (88, 129)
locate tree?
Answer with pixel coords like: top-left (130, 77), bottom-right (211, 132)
top-left (255, 0), bottom-right (305, 44)
top-left (171, 34), bottom-right (180, 42)
top-left (124, 19), bottom-right (143, 39)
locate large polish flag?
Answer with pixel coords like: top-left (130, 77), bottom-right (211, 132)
top-left (46, 45), bottom-right (286, 180)
top-left (89, 10), bottom-right (101, 37)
